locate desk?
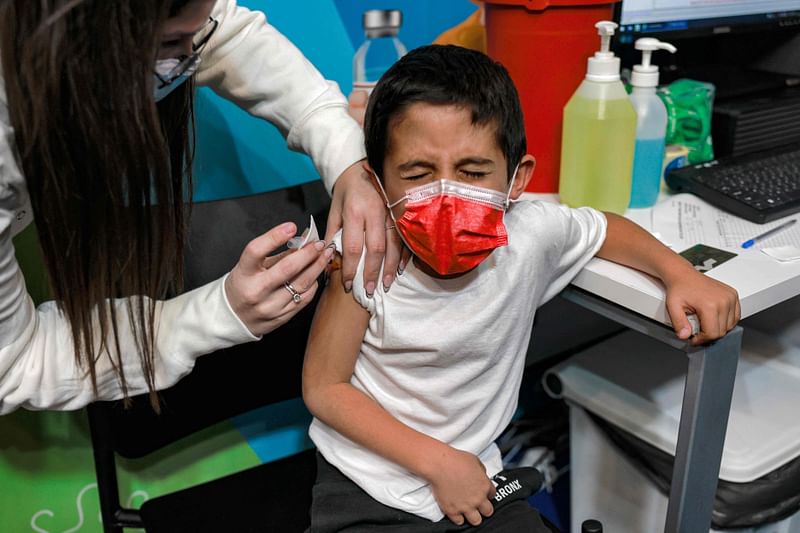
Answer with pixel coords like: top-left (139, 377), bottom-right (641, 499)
top-left (523, 192), bottom-right (800, 533)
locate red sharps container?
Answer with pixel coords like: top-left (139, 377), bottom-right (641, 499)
top-left (484, 0), bottom-right (620, 192)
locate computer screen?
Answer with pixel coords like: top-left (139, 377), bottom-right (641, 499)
top-left (617, 0), bottom-right (800, 39)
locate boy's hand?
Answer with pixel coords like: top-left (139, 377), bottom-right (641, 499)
top-left (597, 213), bottom-right (741, 346)
top-left (428, 447), bottom-right (496, 526)
top-left (664, 266), bottom-right (741, 346)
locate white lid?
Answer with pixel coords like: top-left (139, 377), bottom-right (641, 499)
top-left (631, 38), bottom-right (677, 87)
top-left (586, 21), bottom-right (620, 82)
top-left (545, 328), bottom-right (800, 482)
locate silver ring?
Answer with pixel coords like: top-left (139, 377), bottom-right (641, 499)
top-left (283, 282), bottom-right (302, 304)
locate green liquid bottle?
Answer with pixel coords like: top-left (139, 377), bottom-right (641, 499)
top-left (559, 21), bottom-right (637, 215)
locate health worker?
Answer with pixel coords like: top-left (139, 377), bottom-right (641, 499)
top-left (0, 0), bottom-right (403, 413)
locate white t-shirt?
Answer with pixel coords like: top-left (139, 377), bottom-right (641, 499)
top-left (309, 200), bottom-right (607, 521)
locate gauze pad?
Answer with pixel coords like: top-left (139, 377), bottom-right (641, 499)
top-left (287, 215), bottom-right (319, 249)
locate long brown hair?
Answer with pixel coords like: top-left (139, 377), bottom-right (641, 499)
top-left (0, 0), bottom-right (196, 409)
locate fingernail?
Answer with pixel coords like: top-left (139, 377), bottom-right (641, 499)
top-left (680, 326), bottom-right (691, 338)
top-left (344, 280), bottom-right (352, 293)
top-left (397, 263), bottom-right (405, 276)
top-left (314, 240), bottom-right (325, 251)
top-left (365, 281), bottom-right (376, 296)
top-left (324, 247), bottom-right (334, 258)
top-left (284, 223), bottom-right (296, 235)
top-left (383, 275), bottom-right (392, 293)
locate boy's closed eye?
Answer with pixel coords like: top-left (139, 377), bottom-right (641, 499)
top-left (403, 172), bottom-right (432, 181)
top-left (402, 169), bottom-right (490, 181)
top-left (457, 157), bottom-right (495, 178)
top-left (461, 169), bottom-right (490, 179)
top-left (398, 160), bottom-right (434, 181)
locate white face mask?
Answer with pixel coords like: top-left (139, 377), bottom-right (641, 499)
top-left (152, 56), bottom-right (201, 102)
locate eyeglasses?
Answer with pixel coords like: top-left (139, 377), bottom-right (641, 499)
top-left (154, 17), bottom-right (219, 88)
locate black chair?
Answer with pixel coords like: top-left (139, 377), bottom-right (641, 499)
top-left (87, 183), bottom-right (329, 533)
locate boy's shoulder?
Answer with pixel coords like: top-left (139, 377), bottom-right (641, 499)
top-left (506, 200), bottom-right (607, 256)
top-left (510, 198), bottom-right (570, 215)
top-left (506, 199), bottom-right (581, 230)
top-left (509, 199), bottom-right (604, 223)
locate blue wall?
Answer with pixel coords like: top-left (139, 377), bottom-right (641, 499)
top-left (192, 0), bottom-right (476, 202)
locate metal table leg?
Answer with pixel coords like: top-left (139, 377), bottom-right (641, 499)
top-left (666, 328), bottom-right (741, 533)
top-left (561, 288), bottom-right (742, 533)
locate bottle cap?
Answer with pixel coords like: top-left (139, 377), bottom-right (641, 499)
top-left (631, 38), bottom-right (677, 87)
top-left (587, 21), bottom-right (621, 82)
top-left (581, 519), bottom-right (603, 533)
top-left (363, 9), bottom-right (402, 38)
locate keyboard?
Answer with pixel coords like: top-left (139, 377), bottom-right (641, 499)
top-left (665, 144), bottom-right (800, 224)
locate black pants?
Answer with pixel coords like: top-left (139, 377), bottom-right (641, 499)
top-left (308, 453), bottom-right (552, 533)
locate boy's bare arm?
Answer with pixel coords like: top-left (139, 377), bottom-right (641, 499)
top-left (596, 212), bottom-right (741, 345)
top-left (303, 268), bottom-right (455, 479)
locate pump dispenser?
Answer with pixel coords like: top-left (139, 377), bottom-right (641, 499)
top-left (586, 22), bottom-right (620, 82)
top-left (628, 38), bottom-right (677, 208)
top-left (631, 38), bottom-right (676, 87)
top-left (559, 21), bottom-right (637, 214)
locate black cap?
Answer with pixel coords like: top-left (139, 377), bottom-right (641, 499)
top-left (582, 519), bottom-right (603, 533)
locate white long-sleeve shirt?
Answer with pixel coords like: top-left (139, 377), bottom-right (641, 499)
top-left (0, 0), bottom-right (366, 414)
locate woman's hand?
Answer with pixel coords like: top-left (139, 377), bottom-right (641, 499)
top-left (225, 222), bottom-right (333, 336)
top-left (427, 447), bottom-right (496, 527)
top-left (325, 161), bottom-right (409, 297)
top-left (664, 265), bottom-right (741, 346)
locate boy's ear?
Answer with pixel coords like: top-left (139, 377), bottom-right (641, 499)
top-left (509, 155), bottom-right (536, 200)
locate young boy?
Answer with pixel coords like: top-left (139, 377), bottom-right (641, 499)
top-left (303, 45), bottom-right (739, 532)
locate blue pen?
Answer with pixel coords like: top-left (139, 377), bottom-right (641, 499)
top-left (741, 219), bottom-right (798, 249)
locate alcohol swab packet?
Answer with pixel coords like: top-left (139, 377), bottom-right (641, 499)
top-left (287, 215), bottom-right (319, 249)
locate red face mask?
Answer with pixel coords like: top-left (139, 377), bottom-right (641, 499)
top-left (383, 179), bottom-right (513, 276)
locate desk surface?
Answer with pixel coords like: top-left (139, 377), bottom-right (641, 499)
top-left (521, 192), bottom-right (800, 326)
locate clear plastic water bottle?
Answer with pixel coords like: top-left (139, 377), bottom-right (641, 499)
top-left (353, 9), bottom-right (407, 95)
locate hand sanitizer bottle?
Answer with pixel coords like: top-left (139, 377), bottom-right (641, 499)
top-left (629, 38), bottom-right (677, 208)
top-left (559, 21), bottom-right (637, 214)
top-left (353, 10), bottom-right (407, 96)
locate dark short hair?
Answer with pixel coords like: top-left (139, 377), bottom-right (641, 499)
top-left (364, 44), bottom-right (526, 182)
